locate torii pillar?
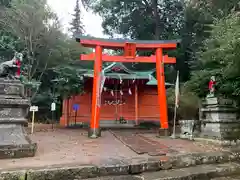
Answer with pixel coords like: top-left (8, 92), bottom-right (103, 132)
top-left (76, 36), bottom-right (179, 138)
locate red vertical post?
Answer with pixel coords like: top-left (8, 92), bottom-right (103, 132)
top-left (89, 45), bottom-right (102, 138)
top-left (134, 84), bottom-right (139, 125)
top-left (156, 48), bottom-right (169, 130)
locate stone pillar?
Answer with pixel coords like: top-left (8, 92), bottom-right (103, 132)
top-left (200, 97), bottom-right (240, 143)
top-left (0, 79), bottom-right (37, 159)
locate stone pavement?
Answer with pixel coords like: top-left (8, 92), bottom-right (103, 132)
top-left (0, 125), bottom-right (240, 179)
top-left (0, 126), bottom-right (230, 170)
top-left (110, 130), bottom-right (225, 156)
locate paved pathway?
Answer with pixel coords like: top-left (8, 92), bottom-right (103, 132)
top-left (0, 124), bottom-right (226, 170)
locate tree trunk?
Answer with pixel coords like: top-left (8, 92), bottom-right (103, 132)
top-left (152, 0), bottom-right (160, 40)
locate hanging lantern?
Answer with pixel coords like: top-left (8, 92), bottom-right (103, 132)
top-left (132, 74), bottom-right (137, 83)
top-left (128, 88), bottom-right (132, 95)
top-left (111, 90), bottom-right (114, 96)
top-left (120, 90), bottom-right (123, 96)
top-left (119, 75), bottom-right (123, 84)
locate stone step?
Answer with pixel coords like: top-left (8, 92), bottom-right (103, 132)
top-left (83, 162), bottom-right (240, 180)
top-left (1, 152), bottom-right (240, 180)
top-left (211, 176), bottom-right (240, 180)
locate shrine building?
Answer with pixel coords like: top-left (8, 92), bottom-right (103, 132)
top-left (60, 61), bottom-right (173, 128)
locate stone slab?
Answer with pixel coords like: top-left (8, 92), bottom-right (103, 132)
top-left (0, 108), bottom-right (26, 120)
top-left (0, 144), bottom-right (37, 159)
top-left (137, 162), bottom-right (240, 180)
top-left (0, 170), bottom-right (26, 180)
top-left (0, 79), bottom-right (24, 98)
top-left (203, 112), bottom-right (238, 123)
top-left (0, 124), bottom-right (29, 146)
top-left (211, 176), bottom-right (240, 180)
top-left (26, 165), bottom-right (100, 180)
top-left (0, 124), bottom-right (37, 159)
top-left (0, 150), bottom-right (239, 179)
top-left (110, 130), bottom-right (173, 156)
top-left (1, 162), bottom-right (240, 180)
top-left (200, 123), bottom-right (240, 140)
top-left (83, 175), bottom-right (141, 180)
top-left (204, 97), bottom-right (236, 107)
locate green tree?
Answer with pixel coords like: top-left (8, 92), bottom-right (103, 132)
top-left (183, 0), bottom-right (240, 70)
top-left (69, 0), bottom-right (85, 36)
top-left (173, 0), bottom-right (240, 81)
top-left (0, 0), bottom-right (19, 60)
top-left (0, 0), bottom-right (89, 122)
top-left (89, 0), bottom-right (184, 83)
top-left (0, 0), bottom-right (11, 7)
top-left (185, 12), bottom-right (240, 102)
top-left (0, 0), bottom-right (63, 99)
top-left (92, 0), bottom-right (184, 40)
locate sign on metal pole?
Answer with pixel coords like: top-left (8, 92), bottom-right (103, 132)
top-left (30, 106), bottom-right (38, 112)
top-left (51, 102), bottom-right (56, 129)
top-left (73, 104), bottom-right (79, 126)
top-left (30, 106), bottom-right (38, 134)
top-left (51, 102), bottom-right (56, 111)
top-left (73, 104), bottom-right (79, 111)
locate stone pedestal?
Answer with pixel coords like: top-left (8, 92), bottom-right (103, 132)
top-left (88, 128), bottom-right (101, 138)
top-left (200, 97), bottom-right (240, 142)
top-left (0, 79), bottom-right (37, 159)
top-left (179, 120), bottom-right (195, 140)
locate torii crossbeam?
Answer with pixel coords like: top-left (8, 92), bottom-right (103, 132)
top-left (76, 36), bottom-right (180, 138)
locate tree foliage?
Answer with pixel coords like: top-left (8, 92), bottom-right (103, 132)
top-left (92, 0), bottom-right (184, 40)
top-left (0, 0), bottom-right (11, 7)
top-left (0, 0), bottom-right (62, 98)
top-left (89, 0), bottom-right (185, 83)
top-left (0, 0), bottom-right (239, 121)
top-left (89, 0), bottom-right (240, 118)
top-left (0, 0), bottom-right (88, 121)
top-left (185, 13), bottom-right (240, 102)
top-left (90, 0), bottom-right (240, 83)
top-left (69, 0), bottom-right (85, 36)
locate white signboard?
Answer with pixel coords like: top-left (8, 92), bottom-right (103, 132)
top-left (30, 106), bottom-right (38, 112)
top-left (51, 102), bottom-right (56, 111)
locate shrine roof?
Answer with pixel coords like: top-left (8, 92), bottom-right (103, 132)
top-left (76, 35), bottom-right (181, 44)
top-left (75, 35), bottom-right (181, 49)
top-left (77, 60), bottom-right (155, 73)
top-left (82, 62), bottom-right (155, 79)
top-left (81, 62), bottom-right (173, 86)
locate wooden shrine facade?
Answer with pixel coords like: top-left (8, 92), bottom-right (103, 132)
top-left (65, 36), bottom-right (179, 138)
top-left (60, 62), bottom-right (174, 127)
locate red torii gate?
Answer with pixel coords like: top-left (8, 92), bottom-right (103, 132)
top-left (81, 53), bottom-right (176, 63)
top-left (76, 36), bottom-right (179, 138)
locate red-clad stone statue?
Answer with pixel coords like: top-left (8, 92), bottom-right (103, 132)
top-left (208, 76), bottom-right (216, 97)
top-left (0, 52), bottom-right (23, 79)
top-left (15, 56), bottom-right (22, 78)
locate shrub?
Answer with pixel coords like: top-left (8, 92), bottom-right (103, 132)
top-left (167, 86), bottom-right (200, 120)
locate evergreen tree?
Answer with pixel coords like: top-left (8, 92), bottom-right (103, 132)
top-left (0, 0), bottom-right (11, 7)
top-left (69, 0), bottom-right (84, 36)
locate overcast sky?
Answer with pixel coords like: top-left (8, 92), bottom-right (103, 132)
top-left (47, 0), bottom-right (105, 38)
